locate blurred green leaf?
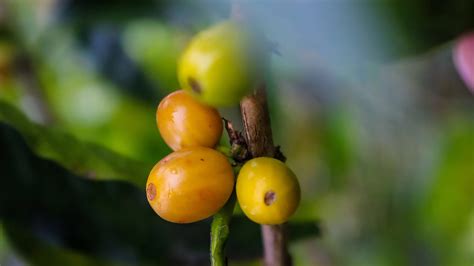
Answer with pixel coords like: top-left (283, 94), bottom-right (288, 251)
top-left (122, 19), bottom-right (183, 92)
top-left (3, 222), bottom-right (126, 266)
top-left (418, 118), bottom-right (474, 262)
top-left (321, 109), bottom-right (356, 187)
top-left (0, 100), bottom-right (149, 187)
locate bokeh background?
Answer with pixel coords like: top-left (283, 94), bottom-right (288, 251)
top-left (0, 0), bottom-right (473, 265)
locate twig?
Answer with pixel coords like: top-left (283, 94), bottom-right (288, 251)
top-left (240, 86), bottom-right (292, 266)
top-left (210, 2), bottom-right (293, 265)
top-left (223, 118), bottom-right (251, 163)
top-left (231, 2), bottom-right (292, 265)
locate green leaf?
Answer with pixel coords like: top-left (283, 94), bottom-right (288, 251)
top-left (122, 19), bottom-right (182, 92)
top-left (421, 121), bottom-right (474, 238)
top-left (3, 222), bottom-right (126, 266)
top-left (0, 100), bottom-right (150, 187)
top-left (0, 123), bottom-right (203, 265)
top-left (417, 119), bottom-right (474, 263)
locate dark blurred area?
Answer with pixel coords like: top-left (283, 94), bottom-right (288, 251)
top-left (0, 0), bottom-right (473, 265)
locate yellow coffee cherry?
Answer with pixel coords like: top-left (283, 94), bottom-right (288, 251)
top-left (146, 147), bottom-right (234, 223)
top-left (178, 20), bottom-right (267, 107)
top-left (236, 157), bottom-right (300, 224)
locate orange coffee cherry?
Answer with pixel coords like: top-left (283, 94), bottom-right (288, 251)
top-left (156, 90), bottom-right (223, 151)
top-left (146, 147), bottom-right (234, 223)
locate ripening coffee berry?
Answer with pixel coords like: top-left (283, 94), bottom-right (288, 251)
top-left (236, 157), bottom-right (300, 225)
top-left (453, 32), bottom-right (474, 92)
top-left (146, 147), bottom-right (234, 223)
top-left (156, 90), bottom-right (223, 151)
top-left (178, 20), bottom-right (267, 107)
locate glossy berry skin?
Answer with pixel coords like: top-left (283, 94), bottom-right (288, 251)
top-left (146, 147), bottom-right (234, 223)
top-left (156, 90), bottom-right (223, 151)
top-left (454, 32), bottom-right (474, 93)
top-left (236, 157), bottom-right (300, 225)
top-left (178, 20), bottom-right (267, 107)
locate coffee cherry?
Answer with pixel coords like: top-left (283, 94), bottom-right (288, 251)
top-left (236, 157), bottom-right (300, 225)
top-left (156, 90), bottom-right (223, 151)
top-left (453, 32), bottom-right (474, 92)
top-left (178, 20), bottom-right (267, 107)
top-left (146, 147), bottom-right (234, 223)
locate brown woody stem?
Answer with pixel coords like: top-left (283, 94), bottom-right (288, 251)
top-left (231, 2), bottom-right (291, 265)
top-left (240, 86), bottom-right (292, 266)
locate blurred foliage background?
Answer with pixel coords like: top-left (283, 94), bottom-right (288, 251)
top-left (0, 0), bottom-right (473, 265)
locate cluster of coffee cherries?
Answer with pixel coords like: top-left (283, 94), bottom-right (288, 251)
top-left (146, 20), bottom-right (300, 225)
